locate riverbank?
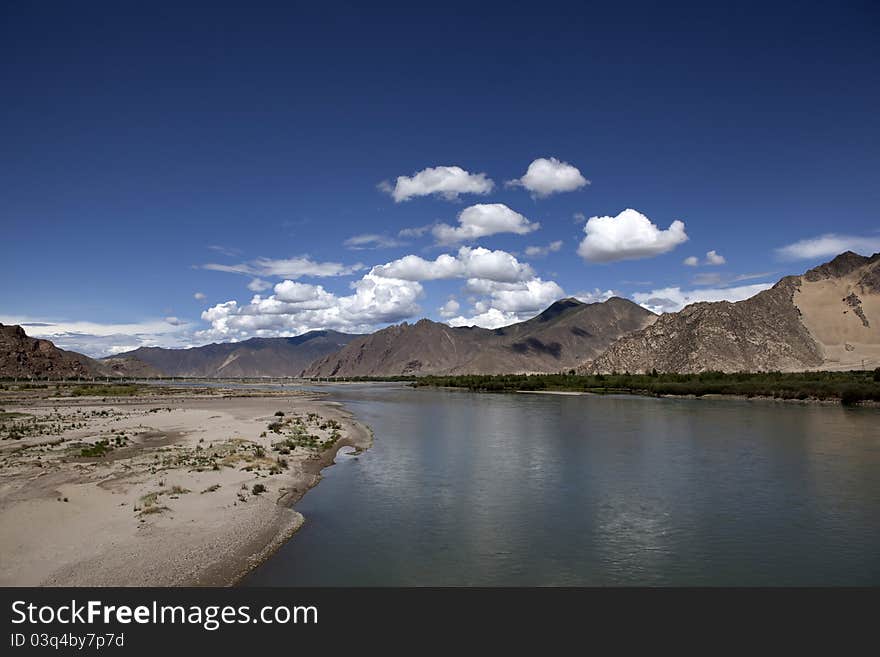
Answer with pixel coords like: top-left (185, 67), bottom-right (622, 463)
top-left (0, 384), bottom-right (371, 586)
top-left (411, 371), bottom-right (880, 406)
top-left (515, 389), bottom-right (880, 407)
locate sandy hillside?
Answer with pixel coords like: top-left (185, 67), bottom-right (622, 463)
top-left (795, 265), bottom-right (880, 370)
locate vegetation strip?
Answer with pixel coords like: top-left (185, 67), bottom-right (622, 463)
top-left (405, 370), bottom-right (880, 405)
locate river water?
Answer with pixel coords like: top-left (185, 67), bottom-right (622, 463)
top-left (245, 384), bottom-right (880, 586)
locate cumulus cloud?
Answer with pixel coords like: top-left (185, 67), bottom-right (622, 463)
top-left (705, 250), bottom-right (726, 265)
top-left (631, 283), bottom-right (772, 314)
top-left (775, 233), bottom-right (880, 260)
top-left (197, 245), bottom-right (555, 341)
top-left (379, 165), bottom-right (494, 202)
top-left (577, 208), bottom-right (688, 263)
top-left (198, 273), bottom-right (424, 341)
top-left (447, 308), bottom-right (522, 329)
top-left (438, 298), bottom-right (460, 318)
top-left (193, 292), bottom-right (207, 301)
top-left (432, 203), bottom-right (539, 245)
top-left (573, 288), bottom-right (617, 303)
top-left (202, 255), bottom-right (364, 279)
top-left (684, 250), bottom-right (726, 267)
top-left (247, 278), bottom-right (272, 292)
top-left (506, 157), bottom-right (589, 198)
top-left (372, 246), bottom-right (534, 283)
top-left (447, 277), bottom-right (565, 328)
top-left (524, 240), bottom-right (563, 258)
top-left (343, 234), bottom-right (405, 250)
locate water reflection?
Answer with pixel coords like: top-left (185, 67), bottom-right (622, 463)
top-left (245, 385), bottom-right (880, 586)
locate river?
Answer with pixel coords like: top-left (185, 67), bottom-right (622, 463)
top-left (245, 384), bottom-right (880, 585)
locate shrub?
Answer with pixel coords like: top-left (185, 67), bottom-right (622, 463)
top-left (252, 483), bottom-right (267, 495)
top-left (841, 386), bottom-right (864, 406)
top-left (80, 440), bottom-right (110, 457)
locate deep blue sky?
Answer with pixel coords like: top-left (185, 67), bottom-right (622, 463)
top-left (2, 1), bottom-right (878, 355)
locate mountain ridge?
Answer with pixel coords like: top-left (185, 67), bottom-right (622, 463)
top-left (111, 330), bottom-right (364, 377)
top-left (0, 324), bottom-right (161, 379)
top-left (582, 251), bottom-right (880, 374)
top-left (303, 296), bottom-right (657, 377)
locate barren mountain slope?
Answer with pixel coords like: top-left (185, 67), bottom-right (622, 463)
top-left (0, 324), bottom-right (161, 378)
top-left (303, 297), bottom-right (656, 377)
top-left (111, 330), bottom-right (363, 377)
top-left (793, 252), bottom-right (880, 369)
top-left (583, 252), bottom-right (880, 374)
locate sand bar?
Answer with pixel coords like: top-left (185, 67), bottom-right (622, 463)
top-left (0, 383), bottom-right (371, 586)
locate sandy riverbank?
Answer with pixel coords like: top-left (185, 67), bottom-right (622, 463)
top-left (0, 384), bottom-right (371, 586)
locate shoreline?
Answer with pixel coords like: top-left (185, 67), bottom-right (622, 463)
top-left (514, 388), bottom-right (880, 406)
top-left (225, 399), bottom-right (373, 587)
top-left (0, 385), bottom-right (373, 587)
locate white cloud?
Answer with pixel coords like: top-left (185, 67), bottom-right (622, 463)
top-left (506, 157), bottom-right (589, 198)
top-left (447, 308), bottom-right (521, 329)
top-left (438, 298), bottom-right (460, 318)
top-left (684, 250), bottom-right (726, 267)
top-left (479, 278), bottom-right (564, 313)
top-left (398, 224), bottom-right (432, 238)
top-left (577, 208), bottom-right (688, 263)
top-left (432, 203), bottom-right (539, 245)
top-left (198, 274), bottom-right (424, 341)
top-left (380, 165), bottom-right (494, 202)
top-left (775, 233), bottom-right (880, 260)
top-left (447, 277), bottom-right (565, 328)
top-left (631, 283), bottom-right (772, 314)
top-left (372, 246), bottom-right (534, 283)
top-left (193, 292), bottom-right (207, 301)
top-left (247, 278), bottom-right (272, 292)
top-left (343, 234), bottom-right (405, 250)
top-left (202, 255), bottom-right (364, 279)
top-left (524, 240), bottom-right (563, 258)
top-left (573, 288), bottom-right (617, 303)
top-left (573, 212), bottom-right (587, 224)
top-left (164, 316), bottom-right (183, 326)
top-left (705, 250), bottom-right (726, 265)
top-left (198, 246), bottom-right (554, 341)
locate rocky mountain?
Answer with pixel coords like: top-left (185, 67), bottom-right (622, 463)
top-left (303, 297), bottom-right (657, 377)
top-left (111, 330), bottom-right (363, 377)
top-left (583, 251), bottom-right (880, 374)
top-left (0, 324), bottom-right (162, 379)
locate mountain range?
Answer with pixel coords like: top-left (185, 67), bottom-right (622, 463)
top-left (110, 331), bottom-right (363, 377)
top-left (2, 252), bottom-right (878, 379)
top-left (303, 296), bottom-right (656, 377)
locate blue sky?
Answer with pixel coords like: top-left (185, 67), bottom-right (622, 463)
top-left (2, 1), bottom-right (879, 356)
